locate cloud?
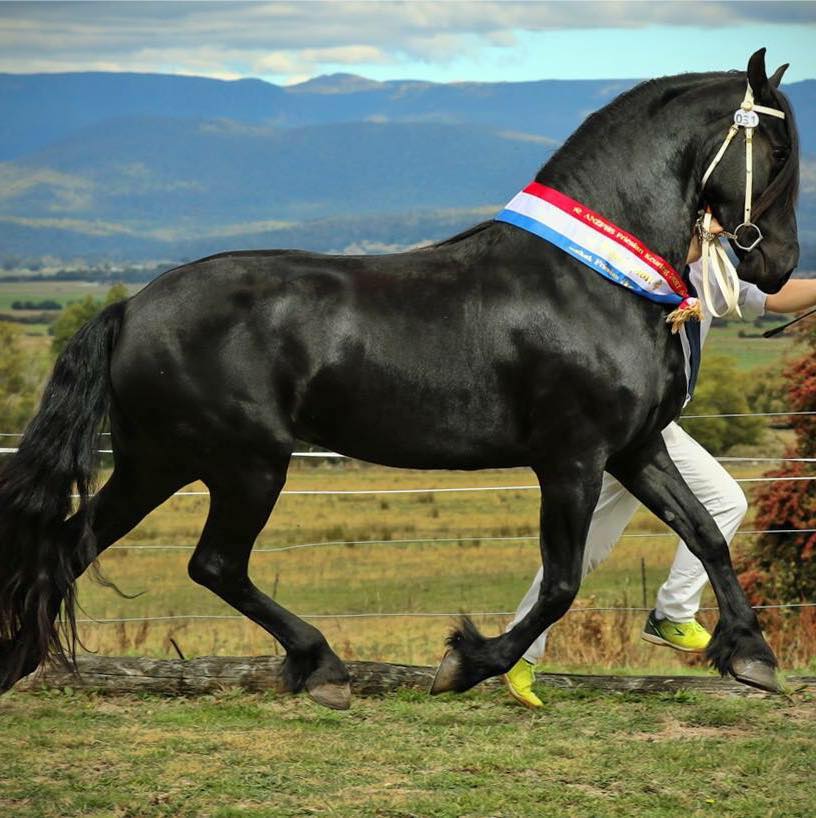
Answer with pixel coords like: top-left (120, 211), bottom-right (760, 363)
top-left (0, 1), bottom-right (813, 82)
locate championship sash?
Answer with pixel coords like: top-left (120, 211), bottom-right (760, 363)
top-left (495, 182), bottom-right (701, 401)
top-left (495, 183), bottom-right (701, 333)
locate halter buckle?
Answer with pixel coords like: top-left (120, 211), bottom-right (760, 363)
top-left (733, 221), bottom-right (763, 252)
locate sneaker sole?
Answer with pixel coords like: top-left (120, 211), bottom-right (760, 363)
top-left (640, 630), bottom-right (705, 653)
top-left (502, 674), bottom-right (543, 710)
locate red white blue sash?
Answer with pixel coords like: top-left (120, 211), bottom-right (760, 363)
top-left (496, 183), bottom-right (696, 312)
top-left (496, 182), bottom-right (701, 401)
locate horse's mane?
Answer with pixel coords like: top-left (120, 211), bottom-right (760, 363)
top-left (537, 70), bottom-right (798, 216)
top-left (755, 83), bottom-right (799, 217)
top-left (433, 69), bottom-right (798, 249)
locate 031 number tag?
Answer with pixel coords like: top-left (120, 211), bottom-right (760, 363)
top-left (734, 109), bottom-right (759, 128)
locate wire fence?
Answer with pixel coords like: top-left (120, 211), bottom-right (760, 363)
top-left (2, 411), bottom-right (814, 627)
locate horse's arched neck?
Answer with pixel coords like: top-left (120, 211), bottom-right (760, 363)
top-left (532, 79), bottom-right (724, 273)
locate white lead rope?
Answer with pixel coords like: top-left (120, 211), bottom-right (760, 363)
top-left (699, 210), bottom-right (742, 319)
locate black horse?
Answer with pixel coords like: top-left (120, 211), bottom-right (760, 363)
top-left (0, 50), bottom-right (799, 709)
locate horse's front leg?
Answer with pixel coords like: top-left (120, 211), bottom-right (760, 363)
top-left (608, 433), bottom-right (780, 692)
top-left (431, 459), bottom-right (604, 694)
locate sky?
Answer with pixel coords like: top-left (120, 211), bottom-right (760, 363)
top-left (0, 1), bottom-right (814, 86)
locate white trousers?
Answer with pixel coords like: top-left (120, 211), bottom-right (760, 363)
top-left (507, 422), bottom-right (748, 664)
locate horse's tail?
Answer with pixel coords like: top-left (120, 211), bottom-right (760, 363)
top-left (0, 300), bottom-right (125, 684)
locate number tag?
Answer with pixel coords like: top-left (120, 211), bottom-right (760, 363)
top-left (734, 109), bottom-right (759, 128)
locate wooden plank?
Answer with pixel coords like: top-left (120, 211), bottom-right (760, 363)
top-left (17, 655), bottom-right (815, 697)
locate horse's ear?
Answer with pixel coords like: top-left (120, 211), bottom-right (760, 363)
top-left (747, 48), bottom-right (769, 94)
top-left (769, 63), bottom-right (789, 88)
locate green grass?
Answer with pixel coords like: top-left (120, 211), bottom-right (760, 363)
top-left (2, 687), bottom-right (814, 818)
top-left (703, 320), bottom-right (795, 371)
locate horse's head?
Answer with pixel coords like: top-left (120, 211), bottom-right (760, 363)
top-left (702, 49), bottom-right (799, 294)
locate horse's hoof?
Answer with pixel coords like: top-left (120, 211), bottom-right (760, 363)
top-left (306, 680), bottom-right (352, 711)
top-left (730, 658), bottom-right (782, 693)
top-left (430, 650), bottom-right (461, 695)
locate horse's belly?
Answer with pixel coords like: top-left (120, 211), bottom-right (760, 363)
top-left (292, 364), bottom-right (531, 469)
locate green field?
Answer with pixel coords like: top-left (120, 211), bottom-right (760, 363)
top-left (703, 319), bottom-right (796, 371)
top-left (2, 686), bottom-right (814, 818)
top-left (0, 278), bottom-right (800, 367)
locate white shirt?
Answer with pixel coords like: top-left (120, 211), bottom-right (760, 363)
top-left (687, 259), bottom-right (768, 349)
top-left (678, 260), bottom-right (767, 405)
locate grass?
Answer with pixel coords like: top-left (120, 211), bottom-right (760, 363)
top-left (0, 294), bottom-right (809, 672)
top-left (1, 686), bottom-right (815, 818)
top-left (704, 319), bottom-right (796, 371)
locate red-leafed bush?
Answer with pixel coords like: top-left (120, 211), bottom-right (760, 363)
top-left (738, 324), bottom-right (816, 606)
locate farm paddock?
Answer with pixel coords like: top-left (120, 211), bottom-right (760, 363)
top-left (2, 684), bottom-right (815, 818)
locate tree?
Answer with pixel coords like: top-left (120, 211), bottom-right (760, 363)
top-left (0, 323), bottom-right (42, 432)
top-left (739, 324), bottom-right (816, 605)
top-left (678, 354), bottom-right (764, 454)
top-left (50, 284), bottom-right (129, 356)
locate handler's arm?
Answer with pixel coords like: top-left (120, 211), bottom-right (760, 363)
top-left (765, 279), bottom-right (816, 314)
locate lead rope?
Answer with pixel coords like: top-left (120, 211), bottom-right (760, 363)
top-left (699, 209), bottom-right (742, 319)
top-left (664, 208), bottom-right (742, 334)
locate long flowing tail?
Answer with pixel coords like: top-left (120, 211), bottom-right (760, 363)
top-left (0, 300), bottom-right (125, 687)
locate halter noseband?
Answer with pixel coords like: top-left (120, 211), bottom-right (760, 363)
top-left (700, 82), bottom-right (786, 252)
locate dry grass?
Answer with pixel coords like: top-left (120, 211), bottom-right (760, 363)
top-left (67, 460), bottom-right (816, 674)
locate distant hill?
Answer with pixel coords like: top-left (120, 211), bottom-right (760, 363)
top-left (0, 71), bottom-right (812, 269)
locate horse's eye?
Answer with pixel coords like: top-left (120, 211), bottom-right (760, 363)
top-left (771, 147), bottom-right (789, 163)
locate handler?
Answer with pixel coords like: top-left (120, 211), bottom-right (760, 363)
top-left (505, 219), bottom-right (816, 709)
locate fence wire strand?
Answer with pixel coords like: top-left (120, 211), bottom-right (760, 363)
top-left (76, 601), bottom-right (816, 626)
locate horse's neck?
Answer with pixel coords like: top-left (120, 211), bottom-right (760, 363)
top-left (536, 82), bottom-right (719, 271)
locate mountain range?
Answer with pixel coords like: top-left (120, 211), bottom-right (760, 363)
top-left (0, 71), bottom-right (813, 269)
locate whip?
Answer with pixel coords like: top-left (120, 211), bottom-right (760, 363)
top-left (762, 306), bottom-right (816, 338)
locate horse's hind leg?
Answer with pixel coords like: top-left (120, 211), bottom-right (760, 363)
top-left (608, 433), bottom-right (779, 693)
top-left (432, 459), bottom-right (603, 694)
top-left (187, 462), bottom-right (351, 710)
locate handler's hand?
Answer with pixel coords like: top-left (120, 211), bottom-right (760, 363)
top-left (686, 215), bottom-right (724, 264)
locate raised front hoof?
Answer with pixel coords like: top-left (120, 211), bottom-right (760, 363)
top-left (730, 658), bottom-right (783, 694)
top-left (430, 650), bottom-right (465, 695)
top-left (306, 679), bottom-right (352, 711)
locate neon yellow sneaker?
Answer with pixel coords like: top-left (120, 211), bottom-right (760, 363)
top-left (503, 658), bottom-right (543, 709)
top-left (640, 609), bottom-right (711, 652)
